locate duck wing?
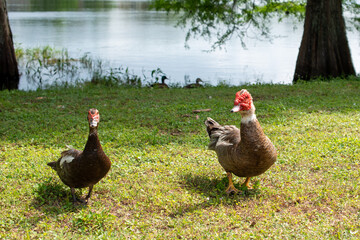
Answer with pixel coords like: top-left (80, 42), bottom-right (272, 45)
top-left (59, 149), bottom-right (82, 167)
top-left (205, 117), bottom-right (240, 151)
top-left (47, 148), bottom-right (83, 187)
top-left (48, 149), bottom-right (82, 170)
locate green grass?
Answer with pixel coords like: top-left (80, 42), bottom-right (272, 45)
top-left (1, 79), bottom-right (360, 239)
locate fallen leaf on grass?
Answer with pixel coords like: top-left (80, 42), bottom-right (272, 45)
top-left (181, 114), bottom-right (201, 120)
top-left (192, 108), bottom-right (211, 113)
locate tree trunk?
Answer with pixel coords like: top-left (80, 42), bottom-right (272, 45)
top-left (293, 0), bottom-right (355, 83)
top-left (0, 0), bottom-right (19, 90)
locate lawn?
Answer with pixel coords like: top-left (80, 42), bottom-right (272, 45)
top-left (0, 79), bottom-right (360, 239)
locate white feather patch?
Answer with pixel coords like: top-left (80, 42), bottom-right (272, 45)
top-left (60, 155), bottom-right (75, 167)
top-left (241, 114), bottom-right (257, 124)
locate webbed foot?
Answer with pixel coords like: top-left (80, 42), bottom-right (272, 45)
top-left (225, 184), bottom-right (240, 194)
top-left (225, 172), bottom-right (240, 194)
top-left (241, 177), bottom-right (252, 190)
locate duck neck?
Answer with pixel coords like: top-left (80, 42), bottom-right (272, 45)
top-left (240, 105), bottom-right (257, 124)
top-left (239, 108), bottom-right (262, 144)
top-left (84, 127), bottom-right (102, 153)
top-left (241, 112), bottom-right (257, 124)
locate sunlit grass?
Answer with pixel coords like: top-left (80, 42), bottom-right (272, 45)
top-left (1, 79), bottom-right (360, 238)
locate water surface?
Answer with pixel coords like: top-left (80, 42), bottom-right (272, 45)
top-left (8, 0), bottom-right (360, 89)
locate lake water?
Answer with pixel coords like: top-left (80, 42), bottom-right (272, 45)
top-left (7, 0), bottom-right (360, 90)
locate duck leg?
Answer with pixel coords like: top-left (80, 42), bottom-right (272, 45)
top-left (84, 185), bottom-right (94, 203)
top-left (71, 187), bottom-right (90, 204)
top-left (241, 177), bottom-right (252, 189)
top-left (71, 187), bottom-right (78, 203)
top-left (225, 172), bottom-right (239, 194)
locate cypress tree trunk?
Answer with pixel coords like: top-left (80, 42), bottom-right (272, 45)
top-left (293, 0), bottom-right (355, 83)
top-left (0, 0), bottom-right (19, 90)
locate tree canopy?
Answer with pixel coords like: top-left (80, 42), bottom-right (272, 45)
top-left (151, 0), bottom-right (360, 50)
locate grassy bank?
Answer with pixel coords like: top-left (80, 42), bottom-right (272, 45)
top-left (1, 79), bottom-right (360, 239)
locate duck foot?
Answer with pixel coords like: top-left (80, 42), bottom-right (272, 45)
top-left (241, 177), bottom-right (253, 190)
top-left (71, 187), bottom-right (89, 205)
top-left (225, 185), bottom-right (240, 195)
top-left (77, 198), bottom-right (89, 205)
top-left (225, 172), bottom-right (240, 194)
top-left (72, 198), bottom-right (88, 205)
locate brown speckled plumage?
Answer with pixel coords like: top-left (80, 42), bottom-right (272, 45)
top-left (151, 76), bottom-right (169, 89)
top-left (47, 109), bottom-right (111, 203)
top-left (185, 78), bottom-right (203, 88)
top-left (205, 90), bottom-right (277, 193)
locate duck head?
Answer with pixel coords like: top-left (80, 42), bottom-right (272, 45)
top-left (195, 78), bottom-right (203, 84)
top-left (88, 108), bottom-right (100, 128)
top-left (230, 89), bottom-right (255, 114)
top-left (161, 76), bottom-right (168, 84)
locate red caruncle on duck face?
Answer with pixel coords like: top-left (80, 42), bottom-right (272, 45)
top-left (88, 109), bottom-right (100, 128)
top-left (231, 89), bottom-right (253, 112)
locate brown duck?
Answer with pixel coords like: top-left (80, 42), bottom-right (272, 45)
top-left (205, 89), bottom-right (277, 194)
top-left (185, 78), bottom-right (203, 88)
top-left (47, 108), bottom-right (111, 203)
top-left (151, 76), bottom-right (169, 89)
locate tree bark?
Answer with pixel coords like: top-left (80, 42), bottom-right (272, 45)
top-left (0, 0), bottom-right (19, 90)
top-left (293, 0), bottom-right (355, 83)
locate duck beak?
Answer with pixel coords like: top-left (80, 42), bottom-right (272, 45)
top-left (90, 120), bottom-right (98, 128)
top-left (231, 104), bottom-right (240, 113)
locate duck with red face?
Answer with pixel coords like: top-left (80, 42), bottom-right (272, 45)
top-left (205, 90), bottom-right (277, 194)
top-left (48, 108), bottom-right (111, 204)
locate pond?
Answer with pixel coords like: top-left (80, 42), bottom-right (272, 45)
top-left (7, 0), bottom-right (360, 90)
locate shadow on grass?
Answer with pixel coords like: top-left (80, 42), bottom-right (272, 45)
top-left (171, 173), bottom-right (260, 217)
top-left (31, 178), bottom-right (87, 214)
top-left (181, 173), bottom-right (260, 197)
